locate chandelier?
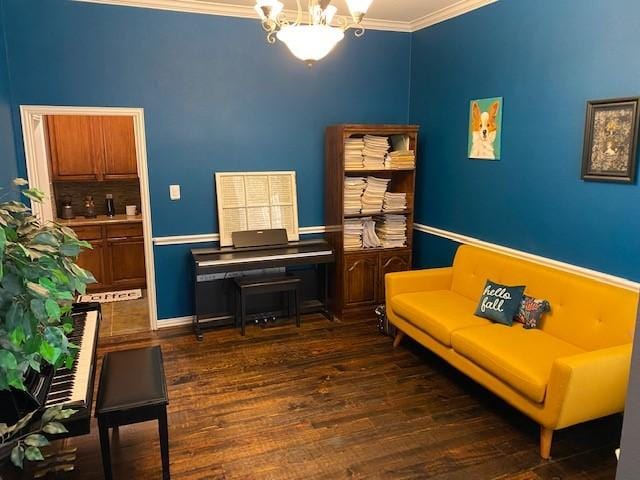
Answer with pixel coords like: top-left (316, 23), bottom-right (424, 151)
top-left (254, 0), bottom-right (374, 65)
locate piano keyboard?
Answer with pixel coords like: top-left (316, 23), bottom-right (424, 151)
top-left (196, 249), bottom-right (334, 267)
top-left (46, 309), bottom-right (99, 408)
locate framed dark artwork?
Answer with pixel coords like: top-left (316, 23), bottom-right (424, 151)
top-left (581, 97), bottom-right (640, 183)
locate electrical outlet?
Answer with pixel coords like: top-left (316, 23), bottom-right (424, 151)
top-left (169, 185), bottom-right (181, 200)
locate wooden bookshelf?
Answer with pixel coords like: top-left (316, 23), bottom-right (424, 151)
top-left (325, 124), bottom-right (419, 320)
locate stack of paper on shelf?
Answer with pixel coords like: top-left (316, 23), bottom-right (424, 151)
top-left (385, 150), bottom-right (416, 169)
top-left (361, 176), bottom-right (391, 214)
top-left (344, 176), bottom-right (366, 214)
top-left (362, 217), bottom-right (382, 248)
top-left (362, 135), bottom-right (389, 169)
top-left (344, 138), bottom-right (365, 169)
top-left (375, 214), bottom-right (407, 248)
top-left (344, 218), bottom-right (365, 250)
top-left (383, 192), bottom-right (407, 212)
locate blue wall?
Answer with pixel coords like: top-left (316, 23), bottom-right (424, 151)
top-left (1, 0), bottom-right (411, 319)
top-left (410, 0), bottom-right (640, 281)
top-left (0, 5), bottom-right (16, 193)
top-left (3, 0), bottom-right (639, 319)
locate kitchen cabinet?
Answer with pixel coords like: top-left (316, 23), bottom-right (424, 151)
top-left (73, 221), bottom-right (146, 292)
top-left (77, 241), bottom-right (108, 291)
top-left (101, 116), bottom-right (138, 179)
top-left (48, 116), bottom-right (103, 181)
top-left (47, 115), bottom-right (138, 182)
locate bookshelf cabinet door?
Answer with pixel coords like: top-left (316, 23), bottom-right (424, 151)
top-left (344, 253), bottom-right (379, 307)
top-left (378, 251), bottom-right (411, 302)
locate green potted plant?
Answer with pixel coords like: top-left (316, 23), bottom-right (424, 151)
top-left (0, 179), bottom-right (95, 469)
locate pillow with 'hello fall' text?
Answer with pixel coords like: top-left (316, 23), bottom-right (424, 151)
top-left (474, 280), bottom-right (525, 326)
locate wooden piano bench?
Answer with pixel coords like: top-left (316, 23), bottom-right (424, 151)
top-left (95, 346), bottom-right (170, 480)
top-left (234, 274), bottom-right (302, 336)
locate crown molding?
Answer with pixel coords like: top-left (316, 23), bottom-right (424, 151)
top-left (73, 0), bottom-right (495, 33)
top-left (74, 0), bottom-right (412, 32)
top-left (410, 0), bottom-right (498, 31)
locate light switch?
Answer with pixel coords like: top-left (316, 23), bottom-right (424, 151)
top-left (169, 184), bottom-right (181, 200)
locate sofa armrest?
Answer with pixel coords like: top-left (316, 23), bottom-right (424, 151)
top-left (545, 344), bottom-right (632, 429)
top-left (385, 267), bottom-right (453, 301)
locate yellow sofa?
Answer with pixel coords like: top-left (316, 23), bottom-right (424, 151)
top-left (386, 245), bottom-right (638, 459)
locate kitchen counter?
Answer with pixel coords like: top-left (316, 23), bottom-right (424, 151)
top-left (56, 214), bottom-right (143, 227)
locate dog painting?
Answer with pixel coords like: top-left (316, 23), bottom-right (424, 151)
top-left (468, 97), bottom-right (503, 160)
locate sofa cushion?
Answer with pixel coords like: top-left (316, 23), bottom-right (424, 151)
top-left (474, 280), bottom-right (525, 326)
top-left (515, 295), bottom-right (551, 329)
top-left (451, 324), bottom-right (584, 403)
top-left (390, 290), bottom-right (490, 346)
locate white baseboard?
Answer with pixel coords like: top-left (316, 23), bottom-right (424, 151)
top-left (414, 223), bottom-right (640, 292)
top-left (157, 315), bottom-right (193, 328)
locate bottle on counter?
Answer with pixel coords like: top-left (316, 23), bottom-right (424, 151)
top-left (105, 194), bottom-right (116, 217)
top-left (84, 195), bottom-right (97, 218)
top-left (60, 195), bottom-right (75, 219)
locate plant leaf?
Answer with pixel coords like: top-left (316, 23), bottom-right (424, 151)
top-left (24, 434), bottom-right (49, 447)
top-left (30, 299), bottom-right (46, 321)
top-left (45, 299), bottom-right (61, 321)
top-left (0, 227), bottom-right (6, 281)
top-left (42, 406), bottom-right (62, 423)
top-left (0, 351), bottom-right (18, 370)
top-left (24, 446), bottom-right (44, 461)
top-left (59, 243), bottom-right (80, 257)
top-left (42, 422), bottom-right (68, 435)
top-left (11, 445), bottom-right (24, 469)
top-left (39, 341), bottom-right (61, 365)
top-left (7, 370), bottom-right (26, 391)
top-left (9, 326), bottom-right (26, 346)
top-left (31, 232), bottom-right (59, 247)
top-left (26, 282), bottom-right (50, 298)
top-left (12, 178), bottom-right (28, 187)
top-left (22, 189), bottom-right (45, 203)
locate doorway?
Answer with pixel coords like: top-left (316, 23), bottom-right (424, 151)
top-left (20, 106), bottom-right (158, 336)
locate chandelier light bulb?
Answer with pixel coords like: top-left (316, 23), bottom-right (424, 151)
top-left (254, 0), bottom-right (284, 20)
top-left (254, 0), bottom-right (372, 64)
top-left (345, 0), bottom-right (373, 21)
top-left (323, 5), bottom-right (338, 25)
top-left (276, 25), bottom-right (345, 66)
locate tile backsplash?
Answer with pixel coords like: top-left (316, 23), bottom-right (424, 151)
top-left (53, 180), bottom-right (142, 217)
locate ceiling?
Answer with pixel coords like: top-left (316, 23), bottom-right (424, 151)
top-left (205, 0), bottom-right (468, 23)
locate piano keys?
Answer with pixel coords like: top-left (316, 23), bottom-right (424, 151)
top-left (46, 306), bottom-right (99, 410)
top-left (191, 238), bottom-right (334, 339)
top-left (0, 303), bottom-right (100, 438)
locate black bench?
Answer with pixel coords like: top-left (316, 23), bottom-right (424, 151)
top-left (234, 274), bottom-right (302, 336)
top-left (95, 346), bottom-right (170, 480)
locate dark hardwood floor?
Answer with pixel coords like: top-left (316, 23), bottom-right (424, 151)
top-left (5, 315), bottom-right (621, 479)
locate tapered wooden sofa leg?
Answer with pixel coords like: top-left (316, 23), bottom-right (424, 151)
top-left (540, 426), bottom-right (553, 459)
top-left (393, 331), bottom-right (405, 348)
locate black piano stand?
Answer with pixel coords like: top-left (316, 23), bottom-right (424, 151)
top-left (193, 262), bottom-right (332, 340)
top-left (234, 275), bottom-right (301, 336)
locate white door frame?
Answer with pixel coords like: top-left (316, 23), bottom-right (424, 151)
top-left (19, 105), bottom-right (159, 331)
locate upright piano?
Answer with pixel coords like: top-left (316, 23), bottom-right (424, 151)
top-left (0, 302), bottom-right (101, 440)
top-left (191, 236), bottom-right (334, 339)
